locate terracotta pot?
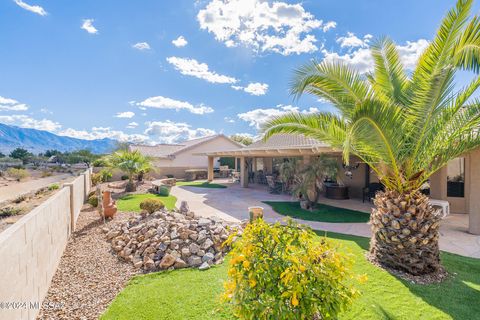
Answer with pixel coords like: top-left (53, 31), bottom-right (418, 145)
top-left (103, 190), bottom-right (117, 218)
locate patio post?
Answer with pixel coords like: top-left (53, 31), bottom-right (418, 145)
top-left (468, 148), bottom-right (480, 234)
top-left (303, 155), bottom-right (311, 165)
top-left (240, 157), bottom-right (248, 187)
top-left (207, 156), bottom-right (214, 182)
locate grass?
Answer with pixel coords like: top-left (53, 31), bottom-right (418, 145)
top-left (176, 181), bottom-right (227, 189)
top-left (264, 201), bottom-right (370, 223)
top-left (101, 231), bottom-right (480, 320)
top-left (116, 193), bottom-right (177, 212)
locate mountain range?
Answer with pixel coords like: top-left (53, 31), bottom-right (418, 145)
top-left (0, 123), bottom-right (118, 154)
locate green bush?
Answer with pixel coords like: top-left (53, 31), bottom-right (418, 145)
top-left (99, 169), bottom-right (113, 182)
top-left (139, 198), bottom-right (164, 214)
top-left (92, 157), bottom-right (109, 167)
top-left (158, 185), bottom-right (170, 196)
top-left (0, 206), bottom-right (22, 218)
top-left (223, 219), bottom-right (361, 320)
top-left (7, 168), bottom-right (29, 181)
top-left (88, 195), bottom-right (99, 207)
top-left (48, 183), bottom-right (60, 191)
top-left (121, 175), bottom-right (129, 181)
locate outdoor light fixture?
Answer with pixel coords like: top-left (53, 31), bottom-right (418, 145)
top-left (342, 163), bottom-right (360, 179)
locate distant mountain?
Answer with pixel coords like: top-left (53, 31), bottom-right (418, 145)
top-left (0, 123), bottom-right (118, 154)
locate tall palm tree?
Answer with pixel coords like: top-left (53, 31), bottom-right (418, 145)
top-left (108, 150), bottom-right (152, 192)
top-left (262, 0), bottom-right (480, 276)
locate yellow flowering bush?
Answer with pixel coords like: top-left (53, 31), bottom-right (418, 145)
top-left (223, 219), bottom-right (360, 320)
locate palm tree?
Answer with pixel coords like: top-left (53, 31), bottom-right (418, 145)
top-left (262, 0), bottom-right (480, 276)
top-left (108, 150), bottom-right (152, 192)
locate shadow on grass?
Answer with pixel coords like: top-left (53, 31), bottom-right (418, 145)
top-left (265, 201), bottom-right (370, 223)
top-left (316, 230), bottom-right (480, 320)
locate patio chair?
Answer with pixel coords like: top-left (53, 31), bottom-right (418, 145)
top-left (267, 176), bottom-right (282, 194)
top-left (362, 182), bottom-right (384, 203)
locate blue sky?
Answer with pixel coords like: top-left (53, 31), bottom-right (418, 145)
top-left (0, 0), bottom-right (476, 144)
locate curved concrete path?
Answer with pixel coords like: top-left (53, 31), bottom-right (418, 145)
top-left (171, 179), bottom-right (480, 258)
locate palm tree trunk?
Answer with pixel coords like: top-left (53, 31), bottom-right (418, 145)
top-left (125, 175), bottom-right (136, 192)
top-left (369, 190), bottom-right (441, 275)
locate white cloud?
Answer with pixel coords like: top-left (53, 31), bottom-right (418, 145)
top-left (132, 42), bottom-right (151, 51)
top-left (115, 111), bottom-right (135, 118)
top-left (322, 38), bottom-right (429, 73)
top-left (126, 122), bottom-right (138, 129)
top-left (224, 116), bottom-right (235, 123)
top-left (197, 0), bottom-right (334, 55)
top-left (137, 96), bottom-right (214, 115)
top-left (234, 82), bottom-right (269, 96)
top-left (81, 19), bottom-right (98, 34)
top-left (172, 36), bottom-right (188, 47)
top-left (59, 127), bottom-right (148, 143)
top-left (0, 95), bottom-right (28, 111)
top-left (0, 114), bottom-right (61, 131)
top-left (166, 56), bottom-right (237, 84)
top-left (40, 108), bottom-right (52, 114)
top-left (14, 0), bottom-right (47, 16)
top-left (0, 96), bottom-right (18, 105)
top-left (336, 32), bottom-right (372, 48)
top-left (144, 120), bottom-right (215, 144)
top-left (322, 21), bottom-right (336, 32)
top-left (238, 104), bottom-right (319, 129)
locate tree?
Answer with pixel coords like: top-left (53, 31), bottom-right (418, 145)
top-left (0, 152), bottom-right (5, 158)
top-left (44, 149), bottom-right (62, 157)
top-left (230, 134), bottom-right (253, 146)
top-left (108, 150), bottom-right (152, 192)
top-left (9, 148), bottom-right (33, 164)
top-left (262, 0), bottom-right (480, 276)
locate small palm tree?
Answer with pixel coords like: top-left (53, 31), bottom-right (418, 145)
top-left (108, 150), bottom-right (152, 192)
top-left (263, 0), bottom-right (480, 275)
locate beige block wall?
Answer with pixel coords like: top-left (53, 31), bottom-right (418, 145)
top-left (0, 169), bottom-right (91, 320)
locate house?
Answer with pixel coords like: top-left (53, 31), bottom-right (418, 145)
top-left (203, 134), bottom-right (480, 235)
top-left (130, 134), bottom-right (243, 178)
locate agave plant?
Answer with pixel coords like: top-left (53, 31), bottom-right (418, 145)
top-left (262, 0), bottom-right (480, 275)
top-left (108, 150), bottom-right (153, 192)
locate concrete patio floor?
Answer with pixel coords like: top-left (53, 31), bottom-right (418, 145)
top-left (171, 179), bottom-right (480, 258)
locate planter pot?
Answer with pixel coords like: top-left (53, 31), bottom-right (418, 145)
top-left (299, 200), bottom-right (310, 210)
top-left (248, 206), bottom-right (264, 222)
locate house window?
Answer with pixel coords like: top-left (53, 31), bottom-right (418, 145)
top-left (447, 157), bottom-right (465, 197)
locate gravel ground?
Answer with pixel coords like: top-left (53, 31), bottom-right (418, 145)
top-left (38, 206), bottom-right (138, 320)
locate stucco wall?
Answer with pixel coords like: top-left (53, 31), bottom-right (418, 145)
top-left (0, 169), bottom-right (90, 320)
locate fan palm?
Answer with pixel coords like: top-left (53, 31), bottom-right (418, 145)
top-left (262, 0), bottom-right (480, 275)
top-left (108, 150), bottom-right (153, 192)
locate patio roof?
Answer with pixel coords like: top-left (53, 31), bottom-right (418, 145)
top-left (201, 134), bottom-right (338, 157)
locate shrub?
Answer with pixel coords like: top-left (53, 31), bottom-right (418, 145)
top-left (222, 219), bottom-right (361, 320)
top-left (92, 157), bottom-right (109, 167)
top-left (0, 206), bottom-right (22, 218)
top-left (139, 198), bottom-right (164, 214)
top-left (121, 175), bottom-right (129, 181)
top-left (99, 169), bottom-right (113, 182)
top-left (13, 195), bottom-right (26, 204)
top-left (91, 173), bottom-right (102, 186)
top-left (48, 183), bottom-right (60, 191)
top-left (41, 170), bottom-right (53, 178)
top-left (7, 168), bottom-right (29, 181)
top-left (158, 185), bottom-right (170, 196)
top-left (88, 195), bottom-right (98, 207)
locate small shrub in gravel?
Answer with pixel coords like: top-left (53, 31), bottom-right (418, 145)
top-left (48, 183), bottom-right (60, 191)
top-left (139, 198), bottom-right (164, 214)
top-left (0, 206), bottom-right (22, 218)
top-left (88, 195), bottom-right (99, 207)
top-left (7, 168), bottom-right (29, 181)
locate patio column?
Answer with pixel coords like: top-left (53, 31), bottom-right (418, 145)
top-left (252, 157), bottom-right (257, 172)
top-left (240, 157), bottom-right (248, 188)
top-left (303, 155), bottom-right (311, 166)
top-left (234, 157), bottom-right (237, 171)
top-left (468, 148), bottom-right (480, 234)
top-left (207, 156), bottom-right (214, 182)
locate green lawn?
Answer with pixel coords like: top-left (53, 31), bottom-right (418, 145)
top-left (176, 181), bottom-right (227, 189)
top-left (101, 231), bottom-right (480, 320)
top-left (116, 193), bottom-right (177, 212)
top-left (264, 201), bottom-right (370, 223)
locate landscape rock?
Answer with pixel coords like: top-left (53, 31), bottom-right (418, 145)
top-left (106, 208), bottom-right (242, 272)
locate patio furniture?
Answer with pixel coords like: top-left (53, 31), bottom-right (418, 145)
top-left (230, 171), bottom-right (240, 183)
top-left (266, 176), bottom-right (282, 194)
top-left (248, 171), bottom-right (255, 183)
top-left (362, 182), bottom-right (385, 203)
top-left (429, 199), bottom-right (450, 218)
top-left (325, 184), bottom-right (349, 200)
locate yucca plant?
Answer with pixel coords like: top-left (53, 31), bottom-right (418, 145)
top-left (108, 150), bottom-right (153, 192)
top-left (263, 0), bottom-right (480, 276)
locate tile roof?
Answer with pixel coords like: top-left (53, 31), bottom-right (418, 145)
top-left (245, 134), bottom-right (328, 150)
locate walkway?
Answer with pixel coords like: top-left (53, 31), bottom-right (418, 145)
top-left (0, 173), bottom-right (73, 204)
top-left (171, 179), bottom-right (480, 258)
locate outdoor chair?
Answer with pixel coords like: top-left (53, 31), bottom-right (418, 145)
top-left (267, 176), bottom-right (282, 194)
top-left (362, 182), bottom-right (385, 203)
top-left (248, 172), bottom-right (255, 183)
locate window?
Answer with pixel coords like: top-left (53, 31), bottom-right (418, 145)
top-left (447, 157), bottom-right (465, 197)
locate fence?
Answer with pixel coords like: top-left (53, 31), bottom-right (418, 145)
top-left (0, 168), bottom-right (92, 320)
